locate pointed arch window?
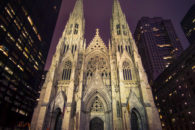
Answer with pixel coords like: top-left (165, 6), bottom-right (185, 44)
top-left (123, 61), bottom-right (132, 80)
top-left (71, 45), bottom-right (74, 53)
top-left (118, 45), bottom-right (120, 52)
top-left (62, 61), bottom-right (72, 80)
top-left (121, 45), bottom-right (123, 53)
top-left (63, 44), bottom-right (69, 54)
top-left (90, 96), bottom-right (104, 112)
top-left (63, 45), bottom-right (66, 54)
top-left (74, 23), bottom-right (79, 34)
top-left (122, 25), bottom-right (127, 35)
top-left (117, 101), bottom-right (121, 117)
top-left (116, 24), bottom-right (121, 35)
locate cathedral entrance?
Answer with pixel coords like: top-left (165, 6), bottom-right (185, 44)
top-left (90, 117), bottom-right (104, 130)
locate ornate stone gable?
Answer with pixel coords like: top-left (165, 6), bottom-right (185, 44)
top-left (86, 29), bottom-right (108, 54)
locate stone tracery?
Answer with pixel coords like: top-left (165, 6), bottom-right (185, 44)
top-left (90, 96), bottom-right (104, 112)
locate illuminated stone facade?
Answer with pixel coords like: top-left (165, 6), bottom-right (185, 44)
top-left (31, 0), bottom-right (161, 129)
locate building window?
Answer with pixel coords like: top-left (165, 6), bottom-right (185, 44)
top-left (116, 24), bottom-right (121, 35)
top-left (117, 101), bottom-right (121, 117)
top-left (121, 45), bottom-right (123, 53)
top-left (74, 23), bottom-right (79, 34)
top-left (118, 45), bottom-right (120, 52)
top-left (123, 61), bottom-right (132, 80)
top-left (62, 61), bottom-right (72, 80)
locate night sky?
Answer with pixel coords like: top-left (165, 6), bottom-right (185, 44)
top-left (45, 0), bottom-right (195, 70)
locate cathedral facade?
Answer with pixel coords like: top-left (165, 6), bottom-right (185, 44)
top-left (31, 0), bottom-right (162, 130)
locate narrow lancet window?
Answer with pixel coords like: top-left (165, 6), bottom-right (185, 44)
top-left (62, 61), bottom-right (72, 80)
top-left (123, 61), bottom-right (132, 80)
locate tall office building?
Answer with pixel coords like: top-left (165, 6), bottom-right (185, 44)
top-left (181, 4), bottom-right (195, 45)
top-left (31, 0), bottom-right (161, 130)
top-left (134, 17), bottom-right (183, 84)
top-left (152, 43), bottom-right (195, 130)
top-left (0, 0), bottom-right (61, 128)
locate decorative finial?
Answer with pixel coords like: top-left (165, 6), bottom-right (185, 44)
top-left (96, 28), bottom-right (99, 35)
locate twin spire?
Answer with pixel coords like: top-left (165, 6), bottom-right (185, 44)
top-left (71, 0), bottom-right (124, 18)
top-left (72, 0), bottom-right (84, 17)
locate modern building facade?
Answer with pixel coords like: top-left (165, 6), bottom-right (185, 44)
top-left (181, 4), bottom-right (195, 45)
top-left (31, 0), bottom-right (162, 130)
top-left (152, 43), bottom-right (195, 130)
top-left (0, 0), bottom-right (61, 128)
top-left (134, 17), bottom-right (183, 84)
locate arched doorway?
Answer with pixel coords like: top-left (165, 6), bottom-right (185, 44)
top-left (90, 117), bottom-right (104, 130)
top-left (54, 108), bottom-right (62, 130)
top-left (131, 109), bottom-right (142, 130)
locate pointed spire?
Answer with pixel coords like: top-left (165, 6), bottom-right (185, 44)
top-left (72, 0), bottom-right (83, 17)
top-left (112, 0), bottom-right (124, 17)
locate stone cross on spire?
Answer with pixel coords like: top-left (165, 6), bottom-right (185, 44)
top-left (96, 28), bottom-right (99, 36)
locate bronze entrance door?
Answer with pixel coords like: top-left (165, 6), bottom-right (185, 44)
top-left (90, 117), bottom-right (104, 130)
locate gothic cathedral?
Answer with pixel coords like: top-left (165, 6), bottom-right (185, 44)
top-left (31, 0), bottom-right (162, 129)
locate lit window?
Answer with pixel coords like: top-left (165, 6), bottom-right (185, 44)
top-left (23, 27), bottom-right (29, 36)
top-left (155, 96), bottom-right (158, 100)
top-left (5, 7), bottom-right (13, 18)
top-left (34, 65), bottom-right (39, 70)
top-left (24, 47), bottom-right (29, 54)
top-left (152, 27), bottom-right (159, 32)
top-left (18, 38), bottom-right (22, 43)
top-left (0, 45), bottom-right (9, 56)
top-left (33, 26), bottom-right (38, 34)
top-left (157, 44), bottom-right (171, 47)
top-left (35, 61), bottom-right (39, 66)
top-left (160, 115), bottom-right (163, 119)
top-left (14, 19), bottom-right (21, 30)
top-left (18, 110), bottom-right (26, 115)
top-left (37, 34), bottom-right (42, 41)
top-left (9, 57), bottom-right (16, 65)
top-left (23, 51), bottom-right (29, 59)
top-left (162, 122), bottom-right (165, 127)
top-left (192, 65), bottom-right (195, 72)
top-left (163, 56), bottom-right (172, 60)
top-left (39, 52), bottom-right (42, 56)
top-left (0, 25), bottom-right (7, 31)
top-left (7, 32), bottom-right (15, 42)
top-left (192, 18), bottom-right (195, 23)
top-left (27, 16), bottom-right (33, 26)
top-left (5, 66), bottom-right (13, 75)
top-left (169, 93), bottom-right (172, 96)
top-left (22, 31), bottom-right (27, 38)
top-left (17, 65), bottom-right (24, 71)
top-left (171, 118), bottom-right (175, 123)
top-left (7, 4), bottom-right (15, 15)
top-left (158, 109), bottom-right (161, 112)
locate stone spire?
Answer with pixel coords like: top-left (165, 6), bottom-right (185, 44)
top-left (71, 0), bottom-right (84, 17)
top-left (112, 0), bottom-right (124, 17)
